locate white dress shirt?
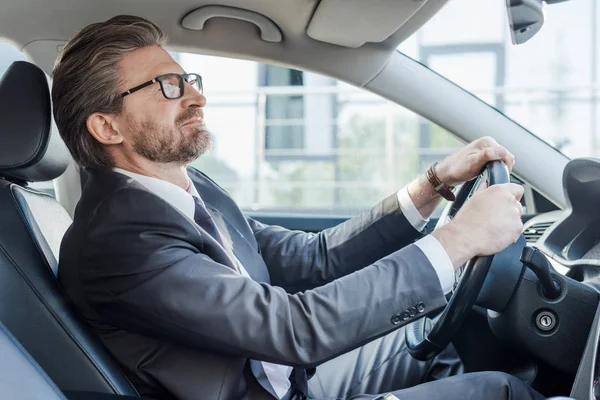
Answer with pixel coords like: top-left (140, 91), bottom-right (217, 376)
top-left (396, 187), bottom-right (455, 294)
top-left (113, 167), bottom-right (454, 398)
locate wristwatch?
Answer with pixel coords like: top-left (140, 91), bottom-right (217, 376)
top-left (426, 162), bottom-right (456, 201)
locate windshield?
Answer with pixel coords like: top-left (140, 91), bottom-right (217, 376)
top-left (398, 0), bottom-right (598, 159)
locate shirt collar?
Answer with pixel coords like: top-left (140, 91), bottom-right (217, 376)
top-left (113, 168), bottom-right (200, 220)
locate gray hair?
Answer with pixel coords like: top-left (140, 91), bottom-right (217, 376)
top-left (52, 15), bottom-right (166, 169)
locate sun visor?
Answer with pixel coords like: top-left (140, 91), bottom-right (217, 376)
top-left (307, 0), bottom-right (429, 48)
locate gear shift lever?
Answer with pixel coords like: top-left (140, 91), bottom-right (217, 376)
top-left (520, 246), bottom-right (561, 299)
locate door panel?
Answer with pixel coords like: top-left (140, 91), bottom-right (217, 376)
top-left (246, 212), bottom-right (350, 233)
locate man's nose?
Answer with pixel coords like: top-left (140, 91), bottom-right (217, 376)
top-left (181, 83), bottom-right (206, 108)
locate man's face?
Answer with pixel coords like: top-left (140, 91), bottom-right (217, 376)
top-left (115, 45), bottom-right (211, 164)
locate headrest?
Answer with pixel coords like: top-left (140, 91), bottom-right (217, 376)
top-left (0, 61), bottom-right (70, 183)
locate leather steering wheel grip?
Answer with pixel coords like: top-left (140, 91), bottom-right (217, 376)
top-left (406, 160), bottom-right (510, 361)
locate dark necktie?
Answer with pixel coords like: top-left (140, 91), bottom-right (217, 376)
top-left (192, 196), bottom-right (225, 247)
top-left (192, 196), bottom-right (308, 399)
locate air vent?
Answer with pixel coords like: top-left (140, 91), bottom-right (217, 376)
top-left (523, 222), bottom-right (554, 243)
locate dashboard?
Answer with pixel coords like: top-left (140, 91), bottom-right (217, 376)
top-left (525, 159), bottom-right (600, 277)
top-left (521, 158), bottom-right (600, 399)
top-left (523, 211), bottom-right (569, 274)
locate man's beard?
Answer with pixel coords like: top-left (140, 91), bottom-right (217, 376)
top-left (128, 108), bottom-right (212, 164)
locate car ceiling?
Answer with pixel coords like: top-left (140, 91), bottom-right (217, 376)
top-left (0, 0), bottom-right (449, 86)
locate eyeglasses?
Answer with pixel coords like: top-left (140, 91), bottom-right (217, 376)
top-left (120, 73), bottom-right (203, 100)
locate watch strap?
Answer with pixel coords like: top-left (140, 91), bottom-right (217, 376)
top-left (426, 162), bottom-right (456, 201)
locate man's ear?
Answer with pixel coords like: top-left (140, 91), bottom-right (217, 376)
top-left (86, 113), bottom-right (124, 145)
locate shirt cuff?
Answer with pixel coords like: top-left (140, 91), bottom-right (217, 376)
top-left (414, 235), bottom-right (455, 295)
top-left (397, 186), bottom-right (428, 232)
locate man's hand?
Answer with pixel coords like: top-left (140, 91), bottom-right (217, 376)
top-left (432, 183), bottom-right (524, 270)
top-left (407, 137), bottom-right (515, 220)
top-left (436, 136), bottom-right (516, 187)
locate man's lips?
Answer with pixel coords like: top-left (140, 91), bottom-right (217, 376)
top-left (181, 118), bottom-right (204, 127)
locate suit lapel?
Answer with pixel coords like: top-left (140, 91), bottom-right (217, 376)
top-left (89, 169), bottom-right (241, 274)
top-left (205, 205), bottom-right (271, 284)
top-left (188, 169), bottom-right (271, 284)
top-left (175, 202), bottom-right (243, 274)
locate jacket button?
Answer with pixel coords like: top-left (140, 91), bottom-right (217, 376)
top-left (408, 307), bottom-right (417, 317)
top-left (400, 311), bottom-right (411, 321)
top-left (391, 314), bottom-right (402, 325)
top-left (417, 302), bottom-right (426, 313)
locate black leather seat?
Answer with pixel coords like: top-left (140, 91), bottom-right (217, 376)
top-left (0, 61), bottom-right (138, 397)
top-left (0, 320), bottom-right (67, 400)
top-left (0, 318), bottom-right (142, 400)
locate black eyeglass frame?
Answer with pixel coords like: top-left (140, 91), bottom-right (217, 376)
top-left (120, 73), bottom-right (203, 99)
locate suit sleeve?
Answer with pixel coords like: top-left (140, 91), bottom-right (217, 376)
top-left (248, 193), bottom-right (424, 291)
top-left (80, 189), bottom-right (446, 368)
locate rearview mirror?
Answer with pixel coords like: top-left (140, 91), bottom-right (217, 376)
top-left (506, 0), bottom-right (569, 45)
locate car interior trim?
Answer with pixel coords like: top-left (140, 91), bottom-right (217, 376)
top-left (181, 5), bottom-right (283, 43)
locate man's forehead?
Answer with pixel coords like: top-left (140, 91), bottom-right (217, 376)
top-left (120, 46), bottom-right (184, 86)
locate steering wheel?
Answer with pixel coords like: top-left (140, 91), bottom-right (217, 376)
top-left (405, 160), bottom-right (510, 361)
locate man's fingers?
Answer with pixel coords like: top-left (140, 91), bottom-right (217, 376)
top-left (478, 146), bottom-right (508, 163)
top-left (506, 183), bottom-right (525, 201)
top-left (516, 200), bottom-right (524, 216)
top-left (475, 136), bottom-right (499, 149)
top-left (477, 145), bottom-right (515, 173)
top-left (503, 153), bottom-right (516, 173)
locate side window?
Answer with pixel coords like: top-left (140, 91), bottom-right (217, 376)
top-left (177, 53), bottom-right (463, 216)
top-left (0, 42), bottom-right (56, 197)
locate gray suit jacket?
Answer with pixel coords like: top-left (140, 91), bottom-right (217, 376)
top-left (58, 167), bottom-right (447, 400)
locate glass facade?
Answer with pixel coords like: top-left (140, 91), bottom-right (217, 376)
top-left (398, 0), bottom-right (600, 159)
